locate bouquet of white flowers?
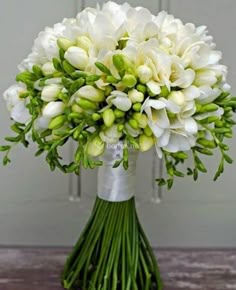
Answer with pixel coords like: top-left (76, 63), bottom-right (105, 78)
top-left (1, 2), bottom-right (235, 289)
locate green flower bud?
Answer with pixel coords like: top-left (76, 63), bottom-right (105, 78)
top-left (72, 104), bottom-right (84, 113)
top-left (133, 113), bottom-right (148, 128)
top-left (144, 125), bottom-right (153, 137)
top-left (77, 98), bottom-right (97, 110)
top-left (87, 136), bottom-right (105, 157)
top-left (136, 84), bottom-right (147, 94)
top-left (197, 103), bottom-right (219, 113)
top-left (49, 115), bottom-right (66, 130)
top-left (122, 74), bottom-right (137, 88)
top-left (113, 54), bottom-right (125, 72)
top-left (197, 138), bottom-right (217, 149)
top-left (117, 124), bottom-right (124, 132)
top-left (57, 38), bottom-right (75, 51)
top-left (132, 103), bottom-right (142, 112)
top-left (114, 109), bottom-right (125, 118)
top-left (103, 109), bottom-right (115, 127)
top-left (139, 135), bottom-right (154, 152)
top-left (68, 112), bottom-right (83, 120)
top-left (128, 119), bottom-right (139, 129)
top-left (92, 113), bottom-right (101, 121)
top-left (106, 75), bottom-right (119, 84)
top-left (128, 89), bottom-right (144, 103)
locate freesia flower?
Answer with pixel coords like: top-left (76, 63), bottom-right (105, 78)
top-left (106, 91), bottom-right (132, 111)
top-left (64, 46), bottom-right (89, 70)
top-left (41, 84), bottom-right (61, 102)
top-left (42, 102), bottom-right (65, 118)
top-left (3, 83), bottom-right (30, 124)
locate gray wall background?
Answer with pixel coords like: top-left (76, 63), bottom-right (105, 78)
top-left (0, 0), bottom-right (235, 247)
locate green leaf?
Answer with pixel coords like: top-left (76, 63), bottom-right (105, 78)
top-left (224, 154), bottom-right (233, 164)
top-left (167, 178), bottom-right (174, 189)
top-left (113, 159), bottom-right (123, 168)
top-left (0, 145), bottom-right (10, 152)
top-left (32, 65), bottom-right (43, 78)
top-left (156, 178), bottom-right (166, 186)
top-left (3, 155), bottom-right (11, 166)
top-left (213, 159), bottom-right (224, 181)
top-left (62, 60), bottom-right (76, 74)
top-left (35, 149), bottom-right (44, 157)
top-left (193, 168), bottom-right (198, 181)
top-left (5, 136), bottom-right (21, 143)
top-left (53, 58), bottom-right (63, 71)
top-left (123, 160), bottom-right (129, 170)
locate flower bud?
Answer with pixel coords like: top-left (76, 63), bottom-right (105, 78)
top-left (137, 65), bottom-right (153, 84)
top-left (144, 125), bottom-right (153, 137)
top-left (133, 113), bottom-right (148, 128)
top-left (76, 36), bottom-right (92, 51)
top-left (103, 109), bottom-right (115, 127)
top-left (198, 103), bottom-right (219, 113)
top-left (136, 84), bottom-right (147, 94)
top-left (92, 113), bottom-right (101, 121)
top-left (122, 74), bottom-right (137, 88)
top-left (168, 91), bottom-right (185, 106)
top-left (114, 109), bottom-right (125, 118)
top-left (57, 38), bottom-right (75, 51)
top-left (48, 115), bottom-right (66, 130)
top-left (117, 124), bottom-right (124, 132)
top-left (87, 136), bottom-right (105, 157)
top-left (72, 104), bottom-right (84, 113)
top-left (113, 54), bottom-right (125, 72)
top-left (128, 89), bottom-right (144, 103)
top-left (132, 103), bottom-right (142, 112)
top-left (42, 102), bottom-right (65, 118)
top-left (42, 62), bottom-right (56, 76)
top-left (77, 99), bottom-right (97, 110)
top-left (128, 119), bottom-right (139, 129)
top-left (64, 46), bottom-right (88, 70)
top-left (139, 135), bottom-right (154, 152)
top-left (76, 85), bottom-right (105, 102)
top-left (41, 84), bottom-right (61, 102)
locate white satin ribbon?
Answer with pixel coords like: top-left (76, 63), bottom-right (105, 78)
top-left (97, 143), bottom-right (138, 202)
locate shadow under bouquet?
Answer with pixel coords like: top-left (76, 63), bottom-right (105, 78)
top-left (1, 2), bottom-right (235, 289)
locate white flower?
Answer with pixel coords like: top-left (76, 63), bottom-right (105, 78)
top-left (99, 124), bottom-right (122, 144)
top-left (42, 102), bottom-right (65, 118)
top-left (141, 97), bottom-right (198, 156)
top-left (3, 83), bottom-right (30, 124)
top-left (64, 46), bottom-right (89, 70)
top-left (41, 84), bottom-right (61, 102)
top-left (107, 91), bottom-right (132, 111)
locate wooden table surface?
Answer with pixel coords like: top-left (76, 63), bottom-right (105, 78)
top-left (0, 248), bottom-right (236, 290)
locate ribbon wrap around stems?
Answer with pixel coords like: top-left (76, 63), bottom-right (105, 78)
top-left (98, 143), bottom-right (138, 202)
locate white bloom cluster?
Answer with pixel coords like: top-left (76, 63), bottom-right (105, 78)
top-left (2, 2), bottom-right (234, 183)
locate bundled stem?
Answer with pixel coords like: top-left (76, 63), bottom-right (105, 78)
top-left (62, 197), bottom-right (163, 290)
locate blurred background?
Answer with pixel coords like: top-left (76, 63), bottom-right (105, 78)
top-left (0, 0), bottom-right (235, 248)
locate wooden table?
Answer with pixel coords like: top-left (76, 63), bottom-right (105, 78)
top-left (0, 248), bottom-right (236, 290)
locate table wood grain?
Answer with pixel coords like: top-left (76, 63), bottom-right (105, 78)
top-left (0, 248), bottom-right (236, 290)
